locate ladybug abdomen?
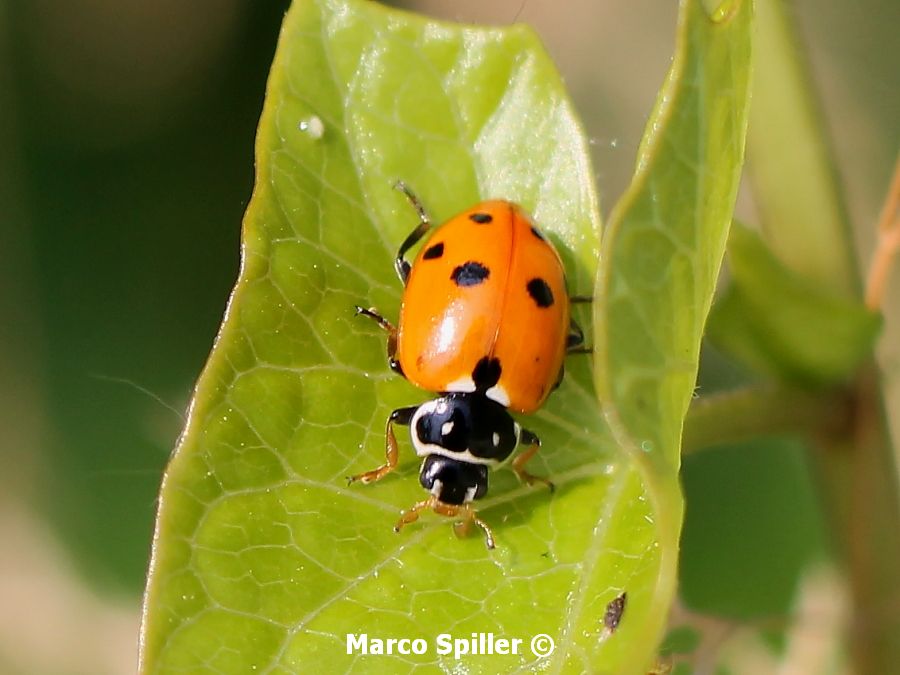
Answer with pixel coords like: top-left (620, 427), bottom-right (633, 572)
top-left (397, 200), bottom-right (569, 414)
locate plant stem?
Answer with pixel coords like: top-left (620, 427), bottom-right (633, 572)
top-left (685, 378), bottom-right (900, 670)
top-left (809, 367), bottom-right (900, 674)
top-left (682, 386), bottom-right (848, 454)
top-left (742, 2), bottom-right (900, 671)
top-left (864, 153), bottom-right (900, 310)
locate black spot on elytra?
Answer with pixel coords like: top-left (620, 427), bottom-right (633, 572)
top-left (472, 356), bottom-right (502, 390)
top-left (530, 225), bottom-right (546, 241)
top-left (527, 278), bottom-right (554, 308)
top-left (469, 212), bottom-right (492, 224)
top-left (423, 242), bottom-right (444, 260)
top-left (451, 261), bottom-right (490, 287)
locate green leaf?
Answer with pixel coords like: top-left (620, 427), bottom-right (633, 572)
top-left (708, 222), bottom-right (881, 386)
top-left (593, 0), bottom-right (752, 662)
top-left (140, 0), bottom-right (752, 673)
top-left (746, 0), bottom-right (857, 295)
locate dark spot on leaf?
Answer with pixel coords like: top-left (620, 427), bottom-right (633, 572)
top-left (451, 261), bottom-right (490, 287)
top-left (604, 592), bottom-right (627, 633)
top-left (469, 212), bottom-right (492, 224)
top-left (527, 278), bottom-right (554, 308)
top-left (423, 242), bottom-right (444, 260)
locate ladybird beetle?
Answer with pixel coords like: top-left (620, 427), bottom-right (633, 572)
top-left (349, 182), bottom-right (588, 548)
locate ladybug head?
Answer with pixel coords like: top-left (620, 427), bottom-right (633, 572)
top-left (418, 454), bottom-right (488, 505)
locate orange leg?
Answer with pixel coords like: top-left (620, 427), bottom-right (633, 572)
top-left (394, 498), bottom-right (434, 531)
top-left (394, 496), bottom-right (496, 549)
top-left (513, 431), bottom-right (555, 492)
top-left (347, 406), bottom-right (416, 485)
top-left (451, 504), bottom-right (496, 550)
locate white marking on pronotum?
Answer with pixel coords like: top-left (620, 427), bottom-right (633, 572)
top-left (492, 432), bottom-right (500, 447)
top-left (441, 421), bottom-right (455, 436)
top-left (409, 401), bottom-right (519, 467)
top-left (465, 486), bottom-right (478, 502)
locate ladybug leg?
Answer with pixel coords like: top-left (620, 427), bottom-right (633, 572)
top-left (566, 318), bottom-right (585, 351)
top-left (552, 364), bottom-right (565, 391)
top-left (566, 318), bottom-right (593, 355)
top-left (393, 181), bottom-right (432, 284)
top-left (451, 505), bottom-right (496, 550)
top-left (347, 405), bottom-right (417, 485)
top-left (568, 296), bottom-right (593, 353)
top-left (557, 317), bottom-right (590, 386)
top-left (394, 497), bottom-right (434, 533)
top-left (395, 497), bottom-right (496, 549)
top-left (513, 429), bottom-right (555, 492)
top-left (354, 305), bottom-right (404, 377)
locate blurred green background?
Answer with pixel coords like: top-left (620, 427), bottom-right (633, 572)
top-left (1, 0), bottom-right (896, 672)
